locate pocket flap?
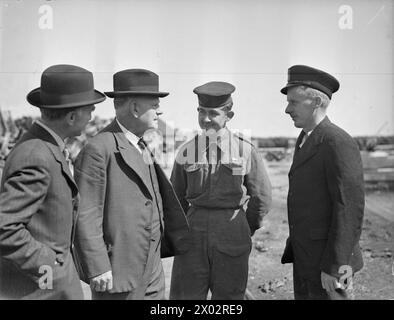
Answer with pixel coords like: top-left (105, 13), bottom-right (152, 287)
top-left (184, 163), bottom-right (203, 172)
top-left (222, 162), bottom-right (244, 175)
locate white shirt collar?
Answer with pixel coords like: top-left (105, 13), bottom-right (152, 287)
top-left (304, 117), bottom-right (324, 136)
top-left (35, 120), bottom-right (66, 152)
top-left (116, 118), bottom-right (142, 153)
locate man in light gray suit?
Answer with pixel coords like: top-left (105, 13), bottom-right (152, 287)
top-left (73, 69), bottom-right (190, 300)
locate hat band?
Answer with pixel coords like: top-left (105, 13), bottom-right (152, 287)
top-left (198, 96), bottom-right (233, 108)
top-left (287, 80), bottom-right (332, 99)
top-left (40, 89), bottom-right (98, 106)
top-left (114, 84), bottom-right (159, 92)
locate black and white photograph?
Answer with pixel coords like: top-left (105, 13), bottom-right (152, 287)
top-left (0, 0), bottom-right (393, 306)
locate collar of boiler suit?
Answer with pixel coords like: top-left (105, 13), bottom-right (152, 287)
top-left (202, 127), bottom-right (230, 149)
top-left (201, 127), bottom-right (245, 166)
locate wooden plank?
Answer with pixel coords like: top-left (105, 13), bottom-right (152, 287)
top-left (361, 152), bottom-right (394, 169)
top-left (364, 171), bottom-right (394, 182)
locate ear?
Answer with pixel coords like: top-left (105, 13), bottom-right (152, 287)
top-left (130, 100), bottom-right (139, 118)
top-left (226, 110), bottom-right (234, 120)
top-left (65, 111), bottom-right (76, 126)
top-left (314, 96), bottom-right (322, 108)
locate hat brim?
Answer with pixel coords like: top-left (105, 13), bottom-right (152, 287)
top-left (104, 91), bottom-right (169, 98)
top-left (280, 82), bottom-right (332, 99)
top-left (27, 88), bottom-right (106, 108)
top-left (280, 84), bottom-right (299, 95)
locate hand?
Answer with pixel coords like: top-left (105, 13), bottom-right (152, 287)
top-left (321, 271), bottom-right (342, 292)
top-left (90, 270), bottom-right (113, 292)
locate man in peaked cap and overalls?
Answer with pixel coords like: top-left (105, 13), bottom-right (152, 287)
top-left (0, 64), bottom-right (105, 299)
top-left (73, 69), bottom-right (189, 300)
top-left (280, 65), bottom-right (365, 299)
top-left (169, 81), bottom-right (272, 300)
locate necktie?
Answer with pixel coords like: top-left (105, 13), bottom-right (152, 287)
top-left (62, 147), bottom-right (74, 175)
top-left (138, 137), bottom-right (153, 165)
top-left (137, 137), bottom-right (147, 151)
top-left (299, 132), bottom-right (309, 148)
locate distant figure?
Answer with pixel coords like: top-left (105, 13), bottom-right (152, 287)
top-left (73, 69), bottom-right (190, 300)
top-left (0, 64), bottom-right (105, 299)
top-left (280, 65), bottom-right (365, 300)
top-left (170, 81), bottom-right (272, 299)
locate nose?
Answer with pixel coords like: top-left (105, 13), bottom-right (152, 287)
top-left (156, 108), bottom-right (163, 116)
top-left (201, 114), bottom-right (210, 123)
top-left (285, 103), bottom-right (292, 114)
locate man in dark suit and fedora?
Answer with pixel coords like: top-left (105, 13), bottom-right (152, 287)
top-left (0, 64), bottom-right (106, 299)
top-left (280, 65), bottom-right (365, 300)
top-left (73, 69), bottom-right (190, 300)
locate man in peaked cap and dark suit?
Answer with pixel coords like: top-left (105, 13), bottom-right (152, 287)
top-left (169, 81), bottom-right (272, 299)
top-left (280, 65), bottom-right (365, 299)
top-left (73, 69), bottom-right (190, 300)
top-left (0, 64), bottom-right (105, 299)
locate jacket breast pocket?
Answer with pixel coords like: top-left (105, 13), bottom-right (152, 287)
top-left (218, 163), bottom-right (244, 196)
top-left (184, 163), bottom-right (205, 197)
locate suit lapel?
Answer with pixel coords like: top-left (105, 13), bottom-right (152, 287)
top-left (289, 117), bottom-right (330, 174)
top-left (29, 123), bottom-right (78, 195)
top-left (28, 123), bottom-right (80, 242)
top-left (110, 121), bottom-right (154, 199)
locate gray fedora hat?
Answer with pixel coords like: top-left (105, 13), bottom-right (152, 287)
top-left (104, 69), bottom-right (169, 98)
top-left (27, 64), bottom-right (106, 108)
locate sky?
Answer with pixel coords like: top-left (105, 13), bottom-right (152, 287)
top-left (0, 0), bottom-right (393, 137)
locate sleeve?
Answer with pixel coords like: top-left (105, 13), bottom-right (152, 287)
top-left (170, 153), bottom-right (189, 214)
top-left (243, 147), bottom-right (272, 235)
top-left (320, 138), bottom-right (365, 277)
top-left (0, 157), bottom-right (57, 282)
top-left (73, 142), bottom-right (112, 279)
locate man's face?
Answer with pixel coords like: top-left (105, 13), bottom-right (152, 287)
top-left (198, 106), bottom-right (229, 132)
top-left (70, 104), bottom-right (95, 137)
top-left (285, 87), bottom-right (316, 130)
top-left (135, 96), bottom-right (162, 131)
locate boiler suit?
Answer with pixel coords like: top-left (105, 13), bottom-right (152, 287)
top-left (169, 128), bottom-right (272, 299)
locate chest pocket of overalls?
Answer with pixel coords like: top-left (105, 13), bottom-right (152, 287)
top-left (184, 163), bottom-right (205, 197)
top-left (218, 161), bottom-right (244, 196)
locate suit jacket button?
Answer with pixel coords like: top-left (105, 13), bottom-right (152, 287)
top-left (55, 256), bottom-right (65, 266)
top-left (145, 201), bottom-right (151, 206)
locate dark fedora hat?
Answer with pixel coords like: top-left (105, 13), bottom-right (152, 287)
top-left (280, 65), bottom-right (340, 99)
top-left (27, 64), bottom-right (106, 108)
top-left (104, 69), bottom-right (169, 98)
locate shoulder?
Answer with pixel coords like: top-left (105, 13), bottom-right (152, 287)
top-left (80, 128), bottom-right (116, 156)
top-left (322, 122), bottom-right (357, 149)
top-left (232, 131), bottom-right (253, 145)
top-left (320, 122), bottom-right (360, 160)
top-left (175, 134), bottom-right (199, 158)
top-left (230, 131), bottom-right (257, 159)
top-left (2, 138), bottom-right (52, 179)
top-left (7, 138), bottom-right (51, 165)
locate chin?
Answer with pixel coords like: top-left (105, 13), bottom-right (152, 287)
top-left (150, 122), bottom-right (158, 129)
top-left (293, 121), bottom-right (302, 128)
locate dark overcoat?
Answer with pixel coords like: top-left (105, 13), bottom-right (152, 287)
top-left (281, 117), bottom-right (365, 278)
